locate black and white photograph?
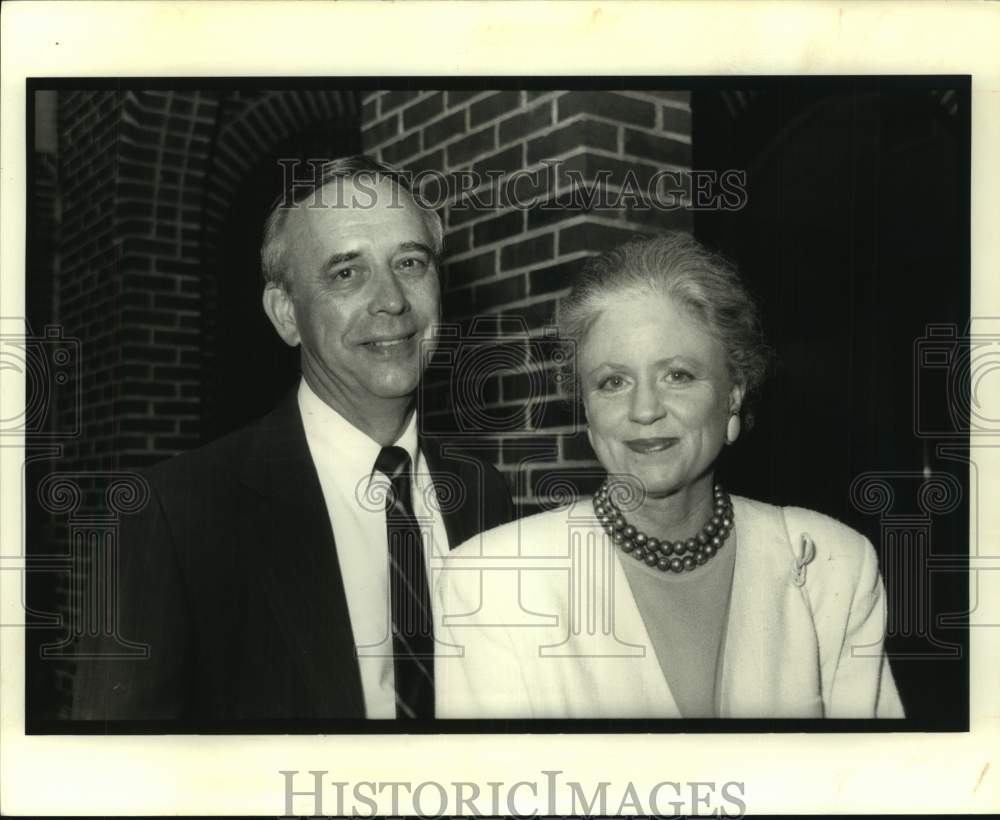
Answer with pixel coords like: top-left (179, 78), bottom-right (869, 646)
top-left (21, 75), bottom-right (970, 733)
top-left (2, 2), bottom-right (998, 816)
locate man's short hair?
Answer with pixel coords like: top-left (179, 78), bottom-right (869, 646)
top-left (260, 155), bottom-right (444, 291)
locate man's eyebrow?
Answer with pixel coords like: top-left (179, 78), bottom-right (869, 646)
top-left (323, 250), bottom-right (361, 269)
top-left (322, 242), bottom-right (436, 271)
top-left (397, 241), bottom-right (436, 257)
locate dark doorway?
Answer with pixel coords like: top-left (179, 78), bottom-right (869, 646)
top-left (202, 119), bottom-right (363, 441)
top-left (692, 82), bottom-right (969, 726)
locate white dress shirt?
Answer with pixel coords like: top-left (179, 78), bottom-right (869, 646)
top-left (297, 379), bottom-right (450, 718)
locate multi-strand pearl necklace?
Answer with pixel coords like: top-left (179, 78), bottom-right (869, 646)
top-left (592, 481), bottom-right (734, 573)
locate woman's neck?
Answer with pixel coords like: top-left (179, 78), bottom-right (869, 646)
top-left (622, 473), bottom-right (717, 542)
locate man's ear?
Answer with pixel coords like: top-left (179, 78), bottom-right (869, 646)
top-left (262, 282), bottom-right (301, 348)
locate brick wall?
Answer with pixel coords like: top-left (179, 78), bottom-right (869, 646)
top-left (113, 89), bottom-right (360, 465)
top-left (360, 89), bottom-right (694, 515)
top-left (31, 90), bottom-right (129, 714)
top-left (31, 89), bottom-right (361, 718)
top-left (50, 89), bottom-right (360, 471)
top-left (28, 153), bottom-right (58, 330)
top-left (114, 90), bottom-right (221, 467)
top-left (55, 91), bottom-right (127, 479)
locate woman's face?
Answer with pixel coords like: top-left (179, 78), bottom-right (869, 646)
top-left (580, 289), bottom-right (744, 498)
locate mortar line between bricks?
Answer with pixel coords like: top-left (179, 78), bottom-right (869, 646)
top-left (447, 211), bottom-right (639, 263)
top-left (378, 90), bottom-right (439, 117)
top-left (438, 104), bottom-right (592, 174)
top-left (469, 292), bottom-right (571, 317)
top-left (540, 174), bottom-right (693, 201)
top-left (403, 100), bottom-right (505, 143)
top-left (446, 226), bottom-right (580, 263)
top-left (622, 131), bottom-right (693, 147)
top-left (444, 137), bottom-right (503, 173)
top-left (443, 166), bottom-right (690, 211)
top-left (443, 259), bottom-right (581, 297)
top-left (439, 90), bottom-right (501, 113)
top-left (465, 98), bottom-right (553, 134)
top-left (531, 145), bottom-right (687, 169)
top-left (613, 90), bottom-right (692, 111)
top-left (542, 111), bottom-right (694, 146)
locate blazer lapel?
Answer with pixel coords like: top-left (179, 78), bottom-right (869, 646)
top-left (718, 497), bottom-right (824, 718)
top-left (239, 391), bottom-right (365, 719)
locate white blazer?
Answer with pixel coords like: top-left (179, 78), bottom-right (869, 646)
top-left (433, 495), bottom-right (904, 719)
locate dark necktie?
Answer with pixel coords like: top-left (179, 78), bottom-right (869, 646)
top-left (374, 445), bottom-right (434, 719)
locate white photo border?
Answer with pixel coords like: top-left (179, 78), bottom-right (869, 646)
top-left (2, 1), bottom-right (998, 815)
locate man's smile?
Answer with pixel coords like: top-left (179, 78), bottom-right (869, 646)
top-left (360, 332), bottom-right (417, 352)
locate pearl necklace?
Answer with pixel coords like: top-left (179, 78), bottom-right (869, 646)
top-left (592, 481), bottom-right (734, 573)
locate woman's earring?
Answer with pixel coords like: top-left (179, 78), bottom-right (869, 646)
top-left (726, 413), bottom-right (741, 445)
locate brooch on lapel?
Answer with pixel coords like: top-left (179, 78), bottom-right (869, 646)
top-left (790, 534), bottom-right (817, 587)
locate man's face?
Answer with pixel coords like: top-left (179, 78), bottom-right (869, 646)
top-left (265, 178), bottom-right (441, 419)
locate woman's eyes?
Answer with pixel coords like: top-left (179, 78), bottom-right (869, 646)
top-left (596, 369), bottom-right (694, 391)
top-left (598, 374), bottom-right (628, 391)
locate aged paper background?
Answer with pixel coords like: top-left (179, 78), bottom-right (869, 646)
top-left (1, 1), bottom-right (998, 815)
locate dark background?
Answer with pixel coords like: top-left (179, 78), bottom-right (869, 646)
top-left (693, 83), bottom-right (969, 725)
top-left (24, 78), bottom-right (970, 730)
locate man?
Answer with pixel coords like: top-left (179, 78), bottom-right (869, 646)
top-left (71, 156), bottom-right (512, 726)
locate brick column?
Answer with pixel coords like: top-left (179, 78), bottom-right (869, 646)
top-left (115, 90), bottom-right (221, 467)
top-left (361, 90), bottom-right (694, 514)
top-left (52, 90), bottom-right (220, 476)
top-left (54, 88), bottom-right (360, 472)
top-left (35, 88), bottom-right (361, 717)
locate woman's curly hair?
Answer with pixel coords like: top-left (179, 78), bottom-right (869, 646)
top-left (556, 231), bottom-right (772, 428)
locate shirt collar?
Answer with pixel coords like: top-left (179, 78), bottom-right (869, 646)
top-left (297, 378), bottom-right (419, 481)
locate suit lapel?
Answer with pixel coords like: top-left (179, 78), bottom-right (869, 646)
top-left (420, 437), bottom-right (485, 549)
top-left (239, 392), bottom-right (365, 718)
top-left (718, 497), bottom-right (824, 718)
top-left (233, 405), bottom-right (499, 719)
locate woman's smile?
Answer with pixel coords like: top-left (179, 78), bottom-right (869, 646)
top-left (624, 437), bottom-right (679, 454)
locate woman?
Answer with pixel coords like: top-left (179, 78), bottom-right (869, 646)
top-left (434, 232), bottom-right (903, 719)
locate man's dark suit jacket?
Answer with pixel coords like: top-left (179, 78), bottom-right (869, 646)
top-left (70, 391), bottom-right (512, 728)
